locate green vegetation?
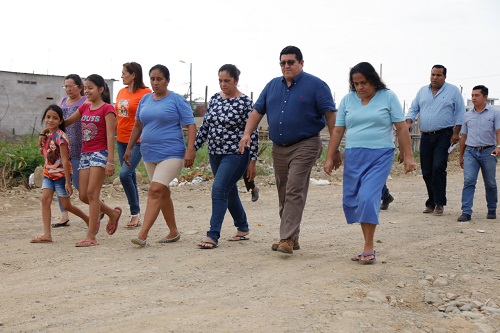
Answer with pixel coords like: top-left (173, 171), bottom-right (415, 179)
top-left (0, 136), bottom-right (44, 188)
top-left (0, 136), bottom-right (422, 189)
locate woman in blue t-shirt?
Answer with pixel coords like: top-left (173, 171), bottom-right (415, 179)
top-left (124, 64), bottom-right (196, 247)
top-left (324, 62), bottom-right (416, 264)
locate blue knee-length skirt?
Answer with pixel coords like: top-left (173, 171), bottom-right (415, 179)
top-left (343, 148), bottom-right (395, 225)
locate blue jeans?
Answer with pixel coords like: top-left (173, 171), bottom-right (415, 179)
top-left (117, 141), bottom-right (142, 216)
top-left (57, 157), bottom-right (80, 213)
top-left (420, 128), bottom-right (453, 207)
top-left (44, 177), bottom-right (70, 197)
top-left (461, 146), bottom-right (497, 215)
top-left (207, 151), bottom-right (250, 243)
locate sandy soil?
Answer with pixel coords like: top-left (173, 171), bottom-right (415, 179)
top-left (1, 160), bottom-right (499, 333)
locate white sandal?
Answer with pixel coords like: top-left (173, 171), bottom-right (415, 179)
top-left (124, 214), bottom-right (141, 228)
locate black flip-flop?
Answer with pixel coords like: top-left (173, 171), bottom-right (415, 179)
top-left (52, 220), bottom-right (70, 228)
top-left (228, 235), bottom-right (250, 241)
top-left (197, 241), bottom-right (218, 249)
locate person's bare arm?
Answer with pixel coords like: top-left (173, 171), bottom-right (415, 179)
top-left (64, 109), bottom-right (83, 128)
top-left (458, 133), bottom-right (467, 169)
top-left (323, 126), bottom-right (345, 175)
top-left (60, 144), bottom-right (73, 196)
top-left (394, 121), bottom-right (416, 173)
top-left (184, 124), bottom-right (197, 168)
top-left (124, 120), bottom-right (143, 166)
top-left (105, 113), bottom-right (117, 177)
top-left (451, 125), bottom-right (461, 145)
top-left (239, 110), bottom-right (263, 153)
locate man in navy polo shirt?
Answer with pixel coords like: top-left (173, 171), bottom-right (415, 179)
top-left (239, 45), bottom-right (339, 254)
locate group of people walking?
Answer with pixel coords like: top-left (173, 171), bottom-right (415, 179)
top-left (31, 45), bottom-right (498, 265)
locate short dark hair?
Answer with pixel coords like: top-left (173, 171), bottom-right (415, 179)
top-left (123, 62), bottom-right (147, 92)
top-left (65, 74), bottom-right (84, 96)
top-left (472, 85), bottom-right (488, 96)
top-left (218, 64), bottom-right (241, 81)
top-left (280, 46), bottom-right (303, 62)
top-left (149, 64), bottom-right (170, 80)
top-left (432, 64), bottom-right (447, 76)
top-left (348, 62), bottom-right (387, 92)
top-left (41, 104), bottom-right (66, 132)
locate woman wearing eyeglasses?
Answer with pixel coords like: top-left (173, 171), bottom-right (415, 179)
top-left (51, 74), bottom-right (88, 228)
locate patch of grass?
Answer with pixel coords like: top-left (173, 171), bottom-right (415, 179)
top-left (0, 135), bottom-right (44, 188)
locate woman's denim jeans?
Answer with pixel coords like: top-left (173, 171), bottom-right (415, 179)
top-left (117, 141), bottom-right (142, 216)
top-left (207, 151), bottom-right (250, 243)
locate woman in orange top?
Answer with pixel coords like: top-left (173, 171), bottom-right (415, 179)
top-left (115, 62), bottom-right (151, 228)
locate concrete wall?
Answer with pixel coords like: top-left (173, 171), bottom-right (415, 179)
top-left (0, 71), bottom-right (114, 137)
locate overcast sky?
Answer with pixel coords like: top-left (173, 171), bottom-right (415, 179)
top-left (2, 0), bottom-right (499, 109)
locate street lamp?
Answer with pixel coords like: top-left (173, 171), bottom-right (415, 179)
top-left (179, 60), bottom-right (192, 110)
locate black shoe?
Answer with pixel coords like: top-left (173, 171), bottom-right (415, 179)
top-left (380, 194), bottom-right (394, 210)
top-left (457, 213), bottom-right (471, 222)
top-left (251, 188), bottom-right (259, 202)
top-left (487, 210), bottom-right (496, 219)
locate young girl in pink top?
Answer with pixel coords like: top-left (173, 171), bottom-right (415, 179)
top-left (64, 74), bottom-right (122, 247)
top-left (31, 105), bottom-right (89, 243)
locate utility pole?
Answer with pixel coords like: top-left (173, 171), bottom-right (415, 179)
top-left (180, 60), bottom-right (193, 111)
top-left (189, 62), bottom-right (193, 111)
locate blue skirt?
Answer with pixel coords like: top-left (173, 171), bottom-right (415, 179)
top-left (343, 148), bottom-right (395, 225)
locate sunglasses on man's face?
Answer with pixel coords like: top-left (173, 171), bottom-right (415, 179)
top-left (279, 60), bottom-right (297, 67)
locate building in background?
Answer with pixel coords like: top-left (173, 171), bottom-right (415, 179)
top-left (0, 71), bottom-right (115, 137)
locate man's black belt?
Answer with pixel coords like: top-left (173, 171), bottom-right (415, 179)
top-left (468, 145), bottom-right (495, 150)
top-left (421, 127), bottom-right (453, 135)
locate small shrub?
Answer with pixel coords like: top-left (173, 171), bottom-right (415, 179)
top-left (0, 136), bottom-right (44, 188)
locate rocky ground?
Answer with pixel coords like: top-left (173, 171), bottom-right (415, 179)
top-left (0, 160), bottom-right (499, 333)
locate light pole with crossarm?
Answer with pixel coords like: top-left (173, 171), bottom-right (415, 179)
top-left (179, 60), bottom-right (193, 111)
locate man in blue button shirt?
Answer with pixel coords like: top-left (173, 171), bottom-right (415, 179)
top-left (406, 65), bottom-right (465, 216)
top-left (457, 85), bottom-right (500, 222)
top-left (239, 45), bottom-right (339, 254)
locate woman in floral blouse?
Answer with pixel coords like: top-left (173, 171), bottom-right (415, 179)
top-left (195, 64), bottom-right (259, 249)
